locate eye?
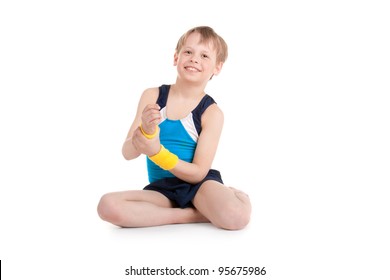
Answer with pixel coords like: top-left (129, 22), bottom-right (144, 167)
top-left (201, 54), bottom-right (209, 59)
top-left (184, 50), bottom-right (192, 55)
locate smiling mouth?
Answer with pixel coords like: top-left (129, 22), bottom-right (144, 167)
top-left (185, 66), bottom-right (201, 72)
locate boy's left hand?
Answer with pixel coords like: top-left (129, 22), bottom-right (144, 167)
top-left (132, 127), bottom-right (161, 156)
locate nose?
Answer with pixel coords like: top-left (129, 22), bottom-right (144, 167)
top-left (190, 54), bottom-right (199, 64)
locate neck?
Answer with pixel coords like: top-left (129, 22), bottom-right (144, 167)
top-left (172, 79), bottom-right (207, 98)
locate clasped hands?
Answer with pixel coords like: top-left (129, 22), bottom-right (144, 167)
top-left (132, 104), bottom-right (161, 157)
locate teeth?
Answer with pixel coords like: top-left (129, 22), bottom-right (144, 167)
top-left (186, 66), bottom-right (199, 72)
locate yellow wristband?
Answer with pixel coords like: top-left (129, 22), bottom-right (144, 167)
top-left (140, 124), bottom-right (158, 139)
top-left (149, 145), bottom-right (179, 170)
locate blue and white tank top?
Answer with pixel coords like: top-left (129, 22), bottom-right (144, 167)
top-left (147, 84), bottom-right (217, 183)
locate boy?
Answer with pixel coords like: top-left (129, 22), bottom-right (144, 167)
top-left (97, 26), bottom-right (251, 230)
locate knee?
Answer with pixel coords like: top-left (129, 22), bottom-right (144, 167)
top-left (97, 193), bottom-right (123, 226)
top-left (218, 204), bottom-right (251, 230)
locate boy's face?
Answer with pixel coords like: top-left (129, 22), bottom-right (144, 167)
top-left (174, 32), bottom-right (223, 83)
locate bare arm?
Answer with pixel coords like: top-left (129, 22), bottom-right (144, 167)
top-left (132, 103), bottom-right (224, 184)
top-left (170, 104), bottom-right (224, 184)
top-left (122, 88), bottom-right (160, 160)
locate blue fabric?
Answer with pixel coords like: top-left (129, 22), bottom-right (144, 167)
top-left (146, 84), bottom-right (217, 183)
top-left (147, 119), bottom-right (196, 182)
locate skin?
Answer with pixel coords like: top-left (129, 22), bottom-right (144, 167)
top-left (97, 32), bottom-right (251, 230)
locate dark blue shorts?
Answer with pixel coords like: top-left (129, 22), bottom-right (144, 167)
top-left (144, 169), bottom-right (223, 208)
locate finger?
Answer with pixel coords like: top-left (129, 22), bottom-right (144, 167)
top-left (148, 114), bottom-right (161, 124)
top-left (132, 132), bottom-right (145, 151)
top-left (146, 110), bottom-right (161, 120)
top-left (133, 127), bottom-right (141, 137)
top-left (146, 103), bottom-right (160, 110)
top-left (143, 104), bottom-right (155, 111)
top-left (143, 104), bottom-right (161, 114)
top-left (143, 114), bottom-right (161, 127)
top-left (142, 107), bottom-right (160, 118)
top-left (150, 118), bottom-right (161, 126)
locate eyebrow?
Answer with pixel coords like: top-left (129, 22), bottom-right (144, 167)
top-left (183, 46), bottom-right (212, 53)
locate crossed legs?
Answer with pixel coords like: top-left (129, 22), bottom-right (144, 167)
top-left (192, 181), bottom-right (251, 230)
top-left (97, 181), bottom-right (251, 230)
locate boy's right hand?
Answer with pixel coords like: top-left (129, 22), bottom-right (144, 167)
top-left (141, 104), bottom-right (161, 135)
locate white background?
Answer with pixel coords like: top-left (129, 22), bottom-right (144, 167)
top-left (1, 0), bottom-right (389, 279)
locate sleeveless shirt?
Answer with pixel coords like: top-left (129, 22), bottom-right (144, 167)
top-left (146, 84), bottom-right (217, 183)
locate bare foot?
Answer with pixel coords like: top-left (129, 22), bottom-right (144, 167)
top-left (184, 207), bottom-right (210, 223)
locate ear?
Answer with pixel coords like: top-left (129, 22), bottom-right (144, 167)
top-left (173, 52), bottom-right (179, 66)
top-left (213, 61), bottom-right (224, 76)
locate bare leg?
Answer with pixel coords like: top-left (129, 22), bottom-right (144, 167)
top-left (97, 190), bottom-right (208, 227)
top-left (192, 181), bottom-right (251, 230)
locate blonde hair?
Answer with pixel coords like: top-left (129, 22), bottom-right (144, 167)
top-left (175, 26), bottom-right (228, 64)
